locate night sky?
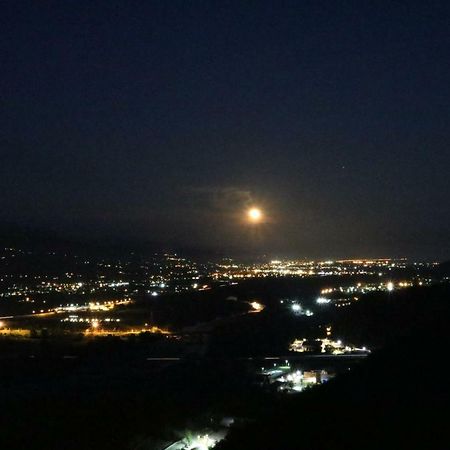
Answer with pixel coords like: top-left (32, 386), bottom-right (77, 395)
top-left (1, 1), bottom-right (449, 260)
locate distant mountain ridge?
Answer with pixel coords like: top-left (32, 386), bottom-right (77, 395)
top-left (0, 223), bottom-right (161, 257)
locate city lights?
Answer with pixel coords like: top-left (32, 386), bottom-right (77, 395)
top-left (290, 338), bottom-right (371, 355)
top-left (185, 434), bottom-right (216, 450)
top-left (250, 301), bottom-right (264, 312)
top-left (0, 4), bottom-right (447, 448)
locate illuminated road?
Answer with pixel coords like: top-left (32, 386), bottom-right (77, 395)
top-left (0, 311), bottom-right (56, 320)
top-left (163, 441), bottom-right (185, 450)
top-left (257, 354), bottom-right (369, 360)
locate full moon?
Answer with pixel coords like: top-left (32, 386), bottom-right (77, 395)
top-left (247, 207), bottom-right (263, 223)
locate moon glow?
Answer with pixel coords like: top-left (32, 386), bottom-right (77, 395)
top-left (247, 207), bottom-right (263, 223)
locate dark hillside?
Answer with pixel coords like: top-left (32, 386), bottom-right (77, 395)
top-left (217, 284), bottom-right (450, 450)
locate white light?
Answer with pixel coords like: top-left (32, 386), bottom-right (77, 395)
top-left (291, 303), bottom-right (301, 312)
top-left (151, 291), bottom-right (158, 297)
top-left (247, 207), bottom-right (262, 223)
top-left (387, 282), bottom-right (394, 292)
top-left (187, 434), bottom-right (216, 450)
top-left (316, 297), bottom-right (331, 304)
top-left (250, 301), bottom-right (264, 312)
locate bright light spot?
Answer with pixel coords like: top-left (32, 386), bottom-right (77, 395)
top-left (386, 282), bottom-right (394, 292)
top-left (316, 297), bottom-right (331, 304)
top-left (91, 320), bottom-right (99, 329)
top-left (0, 321), bottom-right (4, 328)
top-left (247, 207), bottom-right (262, 223)
top-left (186, 434), bottom-right (216, 450)
top-left (291, 303), bottom-right (301, 312)
top-left (250, 301), bottom-right (264, 312)
top-left (151, 291), bottom-right (158, 297)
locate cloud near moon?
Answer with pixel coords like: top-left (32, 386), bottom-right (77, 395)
top-left (184, 186), bottom-right (254, 212)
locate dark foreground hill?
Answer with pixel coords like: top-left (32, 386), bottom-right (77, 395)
top-left (0, 282), bottom-right (449, 450)
top-left (216, 284), bottom-right (450, 450)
